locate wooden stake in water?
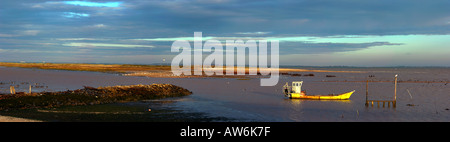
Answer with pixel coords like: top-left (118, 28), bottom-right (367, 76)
top-left (29, 84), bottom-right (32, 94)
top-left (394, 74), bottom-right (398, 107)
top-left (365, 80), bottom-right (369, 106)
top-left (10, 86), bottom-right (15, 94)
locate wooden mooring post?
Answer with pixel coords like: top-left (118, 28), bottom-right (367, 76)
top-left (394, 74), bottom-right (398, 107)
top-left (365, 74), bottom-right (398, 108)
top-left (365, 80), bottom-right (368, 106)
top-left (10, 86), bottom-right (16, 94)
top-left (8, 85), bottom-right (33, 95)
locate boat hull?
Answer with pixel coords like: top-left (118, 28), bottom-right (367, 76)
top-left (290, 90), bottom-right (355, 100)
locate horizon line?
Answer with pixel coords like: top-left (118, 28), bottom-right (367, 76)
top-left (1, 61), bottom-right (449, 68)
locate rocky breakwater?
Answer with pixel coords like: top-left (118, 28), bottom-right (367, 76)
top-left (0, 84), bottom-right (192, 110)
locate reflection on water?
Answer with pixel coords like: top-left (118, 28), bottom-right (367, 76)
top-left (283, 99), bottom-right (304, 121)
top-left (285, 99), bottom-right (352, 104)
top-left (282, 99), bottom-right (354, 122)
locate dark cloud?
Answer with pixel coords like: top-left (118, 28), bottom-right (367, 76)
top-left (112, 0), bottom-right (450, 35)
top-left (3, 0), bottom-right (449, 38)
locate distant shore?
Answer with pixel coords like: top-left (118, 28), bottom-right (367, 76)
top-left (0, 62), bottom-right (363, 78)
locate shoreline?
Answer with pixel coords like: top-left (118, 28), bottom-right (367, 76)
top-left (0, 115), bottom-right (42, 122)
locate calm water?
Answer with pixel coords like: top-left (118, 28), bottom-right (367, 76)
top-left (1, 66), bottom-right (449, 122)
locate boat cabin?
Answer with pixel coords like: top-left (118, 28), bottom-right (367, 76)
top-left (291, 81), bottom-right (303, 93)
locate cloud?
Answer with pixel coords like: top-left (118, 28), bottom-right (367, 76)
top-left (131, 35), bottom-right (395, 43)
top-left (235, 32), bottom-right (271, 35)
top-left (62, 42), bottom-right (154, 48)
top-left (0, 30), bottom-right (40, 37)
top-left (55, 38), bottom-right (99, 41)
top-left (62, 12), bottom-right (90, 18)
top-left (0, 33), bottom-right (17, 37)
top-left (31, 4), bottom-right (45, 8)
top-left (20, 30), bottom-right (40, 36)
top-left (92, 24), bottom-right (106, 28)
top-left (131, 34), bottom-right (404, 55)
top-left (133, 37), bottom-right (214, 41)
top-left (280, 42), bottom-right (402, 54)
top-left (63, 1), bottom-right (123, 7)
top-left (195, 0), bottom-right (231, 4)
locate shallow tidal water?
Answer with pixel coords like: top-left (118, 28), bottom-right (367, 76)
top-left (1, 66), bottom-right (449, 122)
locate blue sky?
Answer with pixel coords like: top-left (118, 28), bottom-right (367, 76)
top-left (0, 0), bottom-right (450, 66)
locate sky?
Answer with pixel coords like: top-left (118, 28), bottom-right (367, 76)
top-left (1, 0), bottom-right (450, 66)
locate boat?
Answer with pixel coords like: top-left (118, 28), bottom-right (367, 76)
top-left (282, 81), bottom-right (354, 100)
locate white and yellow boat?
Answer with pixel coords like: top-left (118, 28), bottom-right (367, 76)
top-left (282, 81), bottom-right (354, 100)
